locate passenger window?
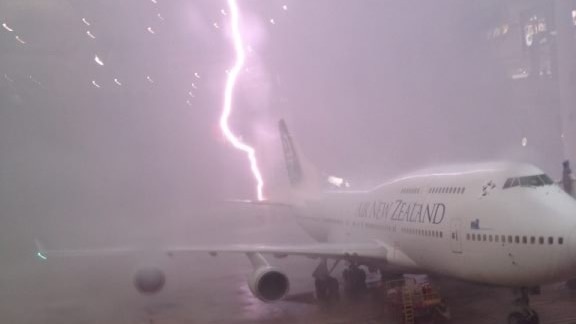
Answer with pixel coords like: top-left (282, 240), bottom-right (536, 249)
top-left (508, 236), bottom-right (513, 243)
top-left (462, 188), bottom-right (466, 193)
top-left (495, 235), bottom-right (499, 243)
top-left (514, 236), bottom-right (520, 244)
top-left (501, 235), bottom-right (505, 243)
top-left (559, 237), bottom-right (564, 245)
top-left (548, 237), bottom-right (554, 245)
top-left (440, 232), bottom-right (443, 238)
top-left (522, 236), bottom-right (527, 244)
top-left (539, 237), bottom-right (544, 244)
top-left (483, 234), bottom-right (487, 241)
top-left (466, 233), bottom-right (470, 240)
top-left (489, 235), bottom-right (493, 242)
top-left (530, 237), bottom-right (535, 244)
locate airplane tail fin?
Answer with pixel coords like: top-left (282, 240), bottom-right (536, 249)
top-left (278, 119), bottom-right (322, 196)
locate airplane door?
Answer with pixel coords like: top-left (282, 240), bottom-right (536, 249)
top-left (449, 219), bottom-right (463, 254)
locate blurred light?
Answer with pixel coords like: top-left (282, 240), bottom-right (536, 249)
top-left (114, 78), bottom-right (122, 86)
top-left (92, 80), bottom-right (101, 88)
top-left (328, 176), bottom-right (350, 188)
top-left (82, 18), bottom-right (90, 26)
top-left (2, 23), bottom-right (14, 32)
top-left (213, 22), bottom-right (220, 29)
top-left (86, 30), bottom-right (96, 39)
top-left (94, 55), bottom-right (104, 66)
top-left (572, 10), bottom-right (576, 26)
top-left (522, 137), bottom-right (528, 147)
top-left (37, 252), bottom-right (47, 261)
top-left (151, 0), bottom-right (157, 3)
top-left (511, 68), bottom-right (529, 80)
top-left (157, 13), bottom-right (164, 21)
top-left (269, 18), bottom-right (276, 25)
top-left (29, 75), bottom-right (42, 87)
top-left (188, 91), bottom-right (195, 97)
top-left (220, 0), bottom-right (265, 201)
top-left (15, 35), bottom-right (26, 44)
top-left (147, 27), bottom-right (156, 34)
top-left (146, 76), bottom-right (154, 83)
top-left (221, 9), bottom-right (227, 16)
top-left (282, 4), bottom-right (288, 11)
top-left (191, 82), bottom-right (198, 89)
top-left (194, 72), bottom-right (201, 79)
top-left (4, 74), bottom-right (14, 83)
top-left (186, 100), bottom-right (192, 106)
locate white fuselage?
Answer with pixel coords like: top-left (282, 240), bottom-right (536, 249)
top-left (293, 162), bottom-right (576, 287)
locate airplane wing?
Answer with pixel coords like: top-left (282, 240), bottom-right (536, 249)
top-left (35, 239), bottom-right (418, 269)
top-left (165, 242), bottom-right (388, 260)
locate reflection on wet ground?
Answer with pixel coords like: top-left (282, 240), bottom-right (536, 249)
top-left (2, 212), bottom-right (576, 323)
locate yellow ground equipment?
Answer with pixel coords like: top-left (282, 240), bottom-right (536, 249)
top-left (383, 278), bottom-right (450, 324)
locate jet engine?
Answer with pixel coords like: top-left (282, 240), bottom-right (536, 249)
top-left (133, 267), bottom-right (166, 294)
top-left (248, 266), bottom-right (290, 302)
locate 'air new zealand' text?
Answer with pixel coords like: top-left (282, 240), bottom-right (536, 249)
top-left (356, 200), bottom-right (446, 225)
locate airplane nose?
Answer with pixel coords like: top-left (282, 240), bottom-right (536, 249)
top-left (570, 227), bottom-right (576, 261)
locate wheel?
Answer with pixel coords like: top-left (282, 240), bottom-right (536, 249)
top-left (507, 311), bottom-right (539, 324)
top-left (343, 266), bottom-right (367, 297)
top-left (315, 277), bottom-right (340, 304)
top-left (507, 312), bottom-right (525, 324)
top-left (326, 276), bottom-right (340, 302)
top-left (528, 311), bottom-right (539, 324)
top-left (432, 302), bottom-right (451, 323)
top-left (567, 279), bottom-right (576, 290)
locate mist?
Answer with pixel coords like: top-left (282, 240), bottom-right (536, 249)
top-left (0, 0), bottom-right (572, 322)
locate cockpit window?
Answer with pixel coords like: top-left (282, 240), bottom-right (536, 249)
top-left (503, 177), bottom-right (520, 189)
top-left (503, 174), bottom-right (554, 189)
top-left (539, 174), bottom-right (554, 185)
top-left (520, 175), bottom-right (544, 187)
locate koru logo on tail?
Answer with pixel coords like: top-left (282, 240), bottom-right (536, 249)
top-left (279, 120), bottom-right (302, 186)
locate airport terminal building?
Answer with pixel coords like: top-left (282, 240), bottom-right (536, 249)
top-left (487, 0), bottom-right (576, 166)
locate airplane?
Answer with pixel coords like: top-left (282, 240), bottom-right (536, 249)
top-left (35, 119), bottom-right (576, 324)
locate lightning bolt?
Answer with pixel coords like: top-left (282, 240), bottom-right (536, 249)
top-left (219, 0), bottom-right (265, 201)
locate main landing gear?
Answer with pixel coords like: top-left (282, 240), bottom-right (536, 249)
top-left (507, 288), bottom-right (539, 324)
top-left (313, 259), bottom-right (340, 305)
top-left (313, 259), bottom-right (370, 304)
top-left (342, 261), bottom-right (367, 297)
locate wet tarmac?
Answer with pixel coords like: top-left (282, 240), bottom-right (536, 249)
top-left (2, 211), bottom-right (576, 323)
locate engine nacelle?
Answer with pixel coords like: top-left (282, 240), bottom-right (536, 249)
top-left (133, 267), bottom-right (166, 295)
top-left (248, 266), bottom-right (290, 302)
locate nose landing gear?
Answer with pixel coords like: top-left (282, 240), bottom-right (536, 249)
top-left (507, 288), bottom-right (539, 324)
